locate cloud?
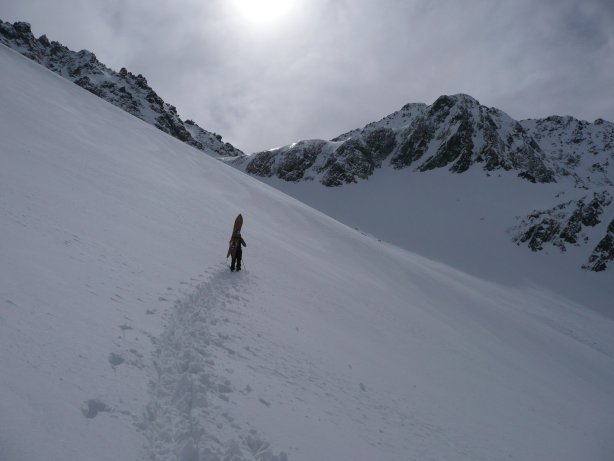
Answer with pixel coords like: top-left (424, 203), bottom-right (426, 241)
top-left (1, 0), bottom-right (613, 153)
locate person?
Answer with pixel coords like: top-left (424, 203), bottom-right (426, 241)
top-left (229, 231), bottom-right (246, 271)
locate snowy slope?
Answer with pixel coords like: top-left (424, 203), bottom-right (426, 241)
top-left (2, 43), bottom-right (614, 461)
top-left (243, 165), bottom-right (614, 311)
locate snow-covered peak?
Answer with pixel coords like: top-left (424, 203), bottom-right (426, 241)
top-left (236, 93), bottom-right (555, 187)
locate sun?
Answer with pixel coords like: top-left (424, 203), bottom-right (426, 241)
top-left (231, 0), bottom-right (296, 26)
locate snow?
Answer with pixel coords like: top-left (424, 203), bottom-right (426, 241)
top-left (521, 116), bottom-right (614, 189)
top-left (1, 43), bottom-right (614, 461)
top-left (334, 102), bottom-right (427, 141)
top-left (254, 165), bottom-right (614, 310)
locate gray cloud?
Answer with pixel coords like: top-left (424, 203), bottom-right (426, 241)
top-left (2, 0), bottom-right (613, 153)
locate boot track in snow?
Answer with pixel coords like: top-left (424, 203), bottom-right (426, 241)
top-left (140, 264), bottom-right (288, 461)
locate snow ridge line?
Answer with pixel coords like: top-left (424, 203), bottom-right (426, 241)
top-left (140, 265), bottom-right (288, 461)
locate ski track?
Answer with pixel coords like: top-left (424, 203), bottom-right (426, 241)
top-left (140, 264), bottom-right (288, 461)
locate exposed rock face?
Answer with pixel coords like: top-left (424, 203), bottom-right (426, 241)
top-left (321, 131), bottom-right (395, 186)
top-left (239, 94), bottom-right (556, 186)
top-left (242, 131), bottom-right (398, 186)
top-left (246, 140), bottom-right (326, 182)
top-left (512, 191), bottom-right (612, 252)
top-left (392, 95), bottom-right (554, 182)
top-left (583, 219), bottom-right (614, 272)
top-left (0, 20), bottom-right (243, 157)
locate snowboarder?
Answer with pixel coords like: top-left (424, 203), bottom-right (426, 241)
top-left (229, 231), bottom-right (246, 271)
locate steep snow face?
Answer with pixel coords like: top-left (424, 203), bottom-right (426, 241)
top-left (0, 20), bottom-right (243, 158)
top-left (2, 43), bottom-right (614, 461)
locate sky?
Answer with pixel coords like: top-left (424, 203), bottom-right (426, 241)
top-left (1, 0), bottom-right (613, 154)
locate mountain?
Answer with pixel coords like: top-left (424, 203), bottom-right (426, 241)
top-left (3, 41), bottom-right (614, 461)
top-left (238, 94), bottom-right (557, 185)
top-left (4, 18), bottom-right (610, 272)
top-left (232, 94), bottom-right (614, 273)
top-left (0, 20), bottom-right (243, 158)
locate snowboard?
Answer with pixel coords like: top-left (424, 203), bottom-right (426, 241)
top-left (227, 214), bottom-right (243, 258)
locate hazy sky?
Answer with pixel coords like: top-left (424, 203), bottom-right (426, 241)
top-left (2, 0), bottom-right (613, 153)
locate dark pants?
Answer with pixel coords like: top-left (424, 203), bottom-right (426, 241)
top-left (231, 248), bottom-right (242, 271)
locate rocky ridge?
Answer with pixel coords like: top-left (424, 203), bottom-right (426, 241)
top-left (236, 94), bottom-right (557, 186)
top-left (0, 20), bottom-right (242, 158)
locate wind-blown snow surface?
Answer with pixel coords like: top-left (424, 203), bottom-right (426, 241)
top-left (1, 44), bottom-right (614, 461)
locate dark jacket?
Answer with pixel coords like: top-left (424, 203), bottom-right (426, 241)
top-left (235, 237), bottom-right (246, 252)
top-left (230, 236), bottom-right (246, 252)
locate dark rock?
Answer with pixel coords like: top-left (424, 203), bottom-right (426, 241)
top-left (13, 22), bottom-right (32, 35)
top-left (420, 111), bottom-right (474, 173)
top-left (321, 162), bottom-right (355, 186)
top-left (392, 118), bottom-right (435, 168)
top-left (278, 141), bottom-right (323, 182)
top-left (38, 34), bottom-right (50, 46)
top-left (319, 139), bottom-right (374, 185)
top-left (364, 128), bottom-right (396, 159)
top-left (583, 219), bottom-right (614, 272)
top-left (246, 151), bottom-right (277, 177)
top-left (513, 191), bottom-right (612, 254)
top-left (517, 218), bottom-right (563, 252)
top-left (247, 141), bottom-right (325, 181)
top-left (134, 74), bottom-right (148, 89)
top-left (429, 95), bottom-right (456, 124)
top-left (155, 114), bottom-right (203, 149)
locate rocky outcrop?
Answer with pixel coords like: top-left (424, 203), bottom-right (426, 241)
top-left (512, 191), bottom-right (612, 253)
top-left (245, 140), bottom-right (326, 182)
top-left (0, 20), bottom-right (243, 157)
top-left (321, 129), bottom-right (396, 186)
top-left (583, 219), bottom-right (614, 272)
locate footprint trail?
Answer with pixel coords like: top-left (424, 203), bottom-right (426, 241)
top-left (141, 264), bottom-right (288, 461)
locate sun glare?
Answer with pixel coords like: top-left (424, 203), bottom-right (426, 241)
top-left (231, 0), bottom-right (296, 26)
